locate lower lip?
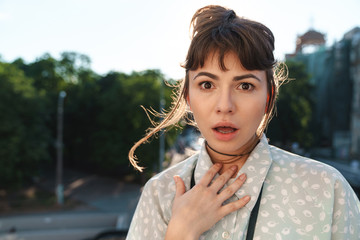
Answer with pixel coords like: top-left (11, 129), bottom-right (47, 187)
top-left (212, 128), bottom-right (238, 141)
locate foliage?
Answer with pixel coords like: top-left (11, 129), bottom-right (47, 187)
top-left (63, 69), bottom-right (176, 176)
top-left (0, 62), bottom-right (50, 188)
top-left (266, 61), bottom-right (314, 149)
top-left (0, 51), bottom-right (178, 189)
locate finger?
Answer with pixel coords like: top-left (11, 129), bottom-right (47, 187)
top-left (209, 165), bottom-right (238, 192)
top-left (198, 163), bottom-right (222, 187)
top-left (219, 195), bottom-right (251, 217)
top-left (173, 175), bottom-right (186, 198)
top-left (217, 173), bottom-right (247, 202)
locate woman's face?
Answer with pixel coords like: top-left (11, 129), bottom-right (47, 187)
top-left (188, 52), bottom-right (268, 155)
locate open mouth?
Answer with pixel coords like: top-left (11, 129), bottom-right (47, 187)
top-left (214, 127), bottom-right (238, 134)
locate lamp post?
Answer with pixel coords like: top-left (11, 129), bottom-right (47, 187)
top-left (56, 91), bottom-right (66, 206)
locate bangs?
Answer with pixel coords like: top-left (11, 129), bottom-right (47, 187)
top-left (183, 9), bottom-right (276, 72)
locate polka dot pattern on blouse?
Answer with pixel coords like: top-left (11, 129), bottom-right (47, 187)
top-left (126, 135), bottom-right (360, 239)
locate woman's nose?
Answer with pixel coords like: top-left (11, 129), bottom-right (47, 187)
top-left (216, 90), bottom-right (235, 113)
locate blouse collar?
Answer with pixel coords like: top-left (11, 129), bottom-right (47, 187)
top-left (193, 134), bottom-right (273, 211)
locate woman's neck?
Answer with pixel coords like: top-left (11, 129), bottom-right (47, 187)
top-left (206, 135), bottom-right (260, 176)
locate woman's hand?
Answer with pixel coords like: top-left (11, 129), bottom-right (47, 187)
top-left (165, 163), bottom-right (250, 240)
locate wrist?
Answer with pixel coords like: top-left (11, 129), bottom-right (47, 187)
top-left (165, 218), bottom-right (200, 240)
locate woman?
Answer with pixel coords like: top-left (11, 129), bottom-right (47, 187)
top-left (127, 5), bottom-right (360, 240)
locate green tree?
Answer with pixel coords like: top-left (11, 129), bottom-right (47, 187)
top-left (1, 51), bottom-right (178, 187)
top-left (57, 52), bottom-right (91, 83)
top-left (62, 67), bottom-right (101, 172)
top-left (0, 61), bottom-right (50, 188)
top-left (63, 69), bottom-right (175, 176)
top-left (19, 52), bottom-right (96, 165)
top-left (267, 61), bottom-right (314, 149)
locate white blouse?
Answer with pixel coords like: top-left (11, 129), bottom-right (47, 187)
top-left (126, 135), bottom-right (360, 239)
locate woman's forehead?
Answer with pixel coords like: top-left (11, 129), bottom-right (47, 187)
top-left (190, 51), bottom-right (266, 78)
top-left (203, 51), bottom-right (243, 70)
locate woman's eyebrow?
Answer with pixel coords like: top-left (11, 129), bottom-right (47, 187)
top-left (192, 72), bottom-right (219, 80)
top-left (233, 74), bottom-right (261, 82)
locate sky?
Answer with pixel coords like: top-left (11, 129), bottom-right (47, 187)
top-left (1, 0), bottom-right (359, 80)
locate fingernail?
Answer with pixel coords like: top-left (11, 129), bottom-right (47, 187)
top-left (231, 165), bottom-right (237, 171)
top-left (173, 175), bottom-right (178, 183)
top-left (244, 195), bottom-right (251, 202)
top-left (239, 173), bottom-right (246, 181)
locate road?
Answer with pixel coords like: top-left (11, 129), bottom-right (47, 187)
top-left (0, 169), bottom-right (142, 240)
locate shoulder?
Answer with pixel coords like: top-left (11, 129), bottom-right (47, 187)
top-left (135, 153), bottom-right (198, 224)
top-left (268, 145), bottom-right (350, 195)
top-left (269, 145), bottom-right (341, 177)
top-left (143, 153), bottom-right (198, 195)
top-left (127, 154), bottom-right (199, 239)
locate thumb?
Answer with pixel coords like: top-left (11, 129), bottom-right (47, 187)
top-left (173, 175), bottom-right (186, 198)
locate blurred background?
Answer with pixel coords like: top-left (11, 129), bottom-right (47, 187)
top-left (0, 0), bottom-right (359, 239)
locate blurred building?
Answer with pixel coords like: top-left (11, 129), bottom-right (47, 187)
top-left (346, 27), bottom-right (360, 160)
top-left (286, 27), bottom-right (360, 159)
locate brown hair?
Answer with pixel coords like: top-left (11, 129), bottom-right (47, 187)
top-left (129, 5), bottom-right (285, 171)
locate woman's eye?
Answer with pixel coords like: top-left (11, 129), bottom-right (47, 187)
top-left (239, 82), bottom-right (253, 90)
top-left (200, 81), bottom-right (213, 89)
